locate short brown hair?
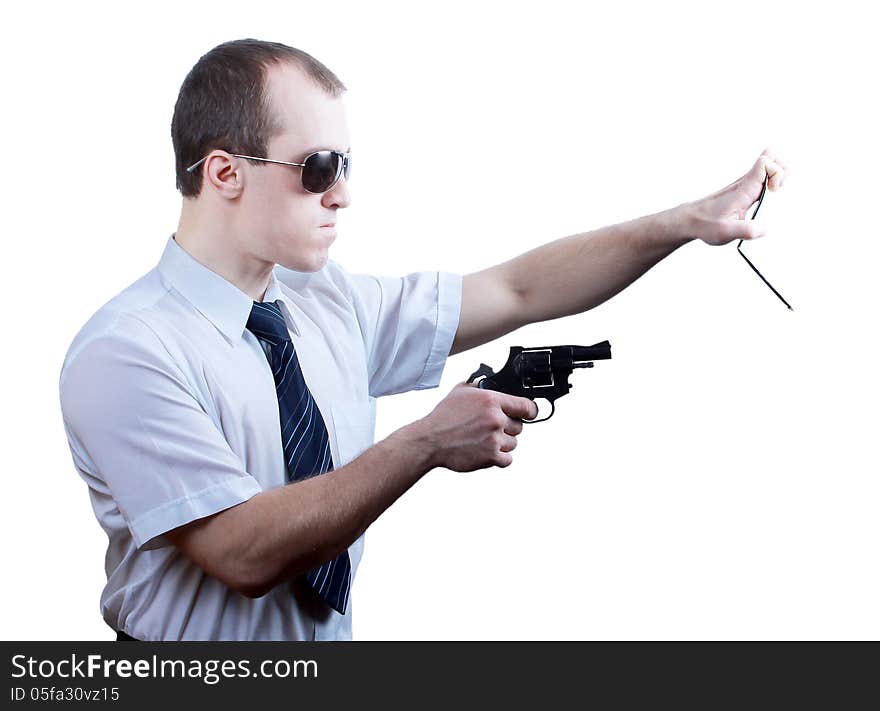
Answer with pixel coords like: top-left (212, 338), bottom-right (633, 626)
top-left (171, 39), bottom-right (346, 197)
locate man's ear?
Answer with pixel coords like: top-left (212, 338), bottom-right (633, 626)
top-left (203, 152), bottom-right (244, 199)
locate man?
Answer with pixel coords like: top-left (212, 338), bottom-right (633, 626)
top-left (59, 39), bottom-right (788, 641)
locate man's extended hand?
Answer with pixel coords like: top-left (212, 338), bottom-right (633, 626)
top-left (685, 148), bottom-right (790, 246)
top-left (450, 147), bottom-right (792, 357)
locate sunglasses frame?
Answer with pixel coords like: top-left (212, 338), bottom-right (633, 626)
top-left (185, 149), bottom-right (351, 194)
top-left (737, 174), bottom-right (794, 311)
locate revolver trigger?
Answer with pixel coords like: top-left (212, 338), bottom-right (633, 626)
top-left (467, 363), bottom-right (495, 385)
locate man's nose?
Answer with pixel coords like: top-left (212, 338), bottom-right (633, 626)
top-left (322, 174), bottom-right (351, 209)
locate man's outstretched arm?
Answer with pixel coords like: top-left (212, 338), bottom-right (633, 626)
top-left (450, 150), bottom-right (789, 356)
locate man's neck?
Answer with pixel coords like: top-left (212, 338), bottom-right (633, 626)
top-left (174, 213), bottom-right (274, 302)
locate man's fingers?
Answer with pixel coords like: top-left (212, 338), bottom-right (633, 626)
top-left (503, 417), bottom-right (524, 436)
top-left (752, 155), bottom-right (782, 187)
top-left (499, 394), bottom-right (538, 421)
top-left (761, 146), bottom-right (791, 174)
top-left (755, 149), bottom-right (788, 190)
top-left (498, 434), bottom-right (518, 453)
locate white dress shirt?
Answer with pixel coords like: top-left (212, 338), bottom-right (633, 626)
top-left (58, 235), bottom-right (462, 640)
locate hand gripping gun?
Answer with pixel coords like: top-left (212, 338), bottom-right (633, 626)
top-left (466, 342), bottom-right (612, 422)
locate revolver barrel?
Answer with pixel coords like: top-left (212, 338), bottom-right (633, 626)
top-left (570, 341), bottom-right (612, 363)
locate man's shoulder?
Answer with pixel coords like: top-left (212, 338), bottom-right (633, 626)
top-left (60, 268), bottom-right (170, 381)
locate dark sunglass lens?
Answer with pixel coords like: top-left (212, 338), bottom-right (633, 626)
top-left (303, 151), bottom-right (341, 193)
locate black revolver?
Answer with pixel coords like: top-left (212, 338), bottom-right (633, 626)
top-left (466, 342), bottom-right (611, 422)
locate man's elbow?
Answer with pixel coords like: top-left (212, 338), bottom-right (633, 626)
top-left (166, 516), bottom-right (277, 599)
top-left (207, 549), bottom-right (287, 599)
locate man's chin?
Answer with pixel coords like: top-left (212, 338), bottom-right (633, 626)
top-left (276, 250), bottom-right (328, 274)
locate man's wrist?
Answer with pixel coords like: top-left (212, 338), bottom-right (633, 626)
top-left (386, 418), bottom-right (440, 475)
top-left (651, 203), bottom-right (698, 249)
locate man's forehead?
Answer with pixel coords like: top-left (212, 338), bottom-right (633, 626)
top-left (266, 62), bottom-right (349, 154)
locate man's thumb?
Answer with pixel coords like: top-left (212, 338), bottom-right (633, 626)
top-left (733, 218), bottom-right (767, 241)
top-left (747, 219), bottom-right (767, 240)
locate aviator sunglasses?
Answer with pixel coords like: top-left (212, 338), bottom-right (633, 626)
top-left (186, 149), bottom-right (351, 194)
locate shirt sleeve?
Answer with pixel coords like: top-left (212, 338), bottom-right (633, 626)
top-left (59, 315), bottom-right (263, 550)
top-left (342, 268), bottom-right (462, 398)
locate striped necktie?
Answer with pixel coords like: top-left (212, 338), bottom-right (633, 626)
top-left (245, 299), bottom-right (351, 615)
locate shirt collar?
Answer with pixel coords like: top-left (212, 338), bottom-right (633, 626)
top-left (157, 235), bottom-right (300, 343)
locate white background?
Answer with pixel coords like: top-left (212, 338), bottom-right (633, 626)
top-left (2, 0), bottom-right (877, 640)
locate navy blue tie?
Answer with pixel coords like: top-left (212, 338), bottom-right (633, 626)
top-left (245, 300), bottom-right (351, 614)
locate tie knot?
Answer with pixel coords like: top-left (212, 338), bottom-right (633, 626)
top-left (245, 300), bottom-right (291, 345)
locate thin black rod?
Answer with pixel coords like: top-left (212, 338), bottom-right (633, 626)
top-left (736, 174), bottom-right (794, 311)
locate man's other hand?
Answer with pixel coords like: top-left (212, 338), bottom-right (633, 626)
top-left (417, 382), bottom-right (538, 472)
